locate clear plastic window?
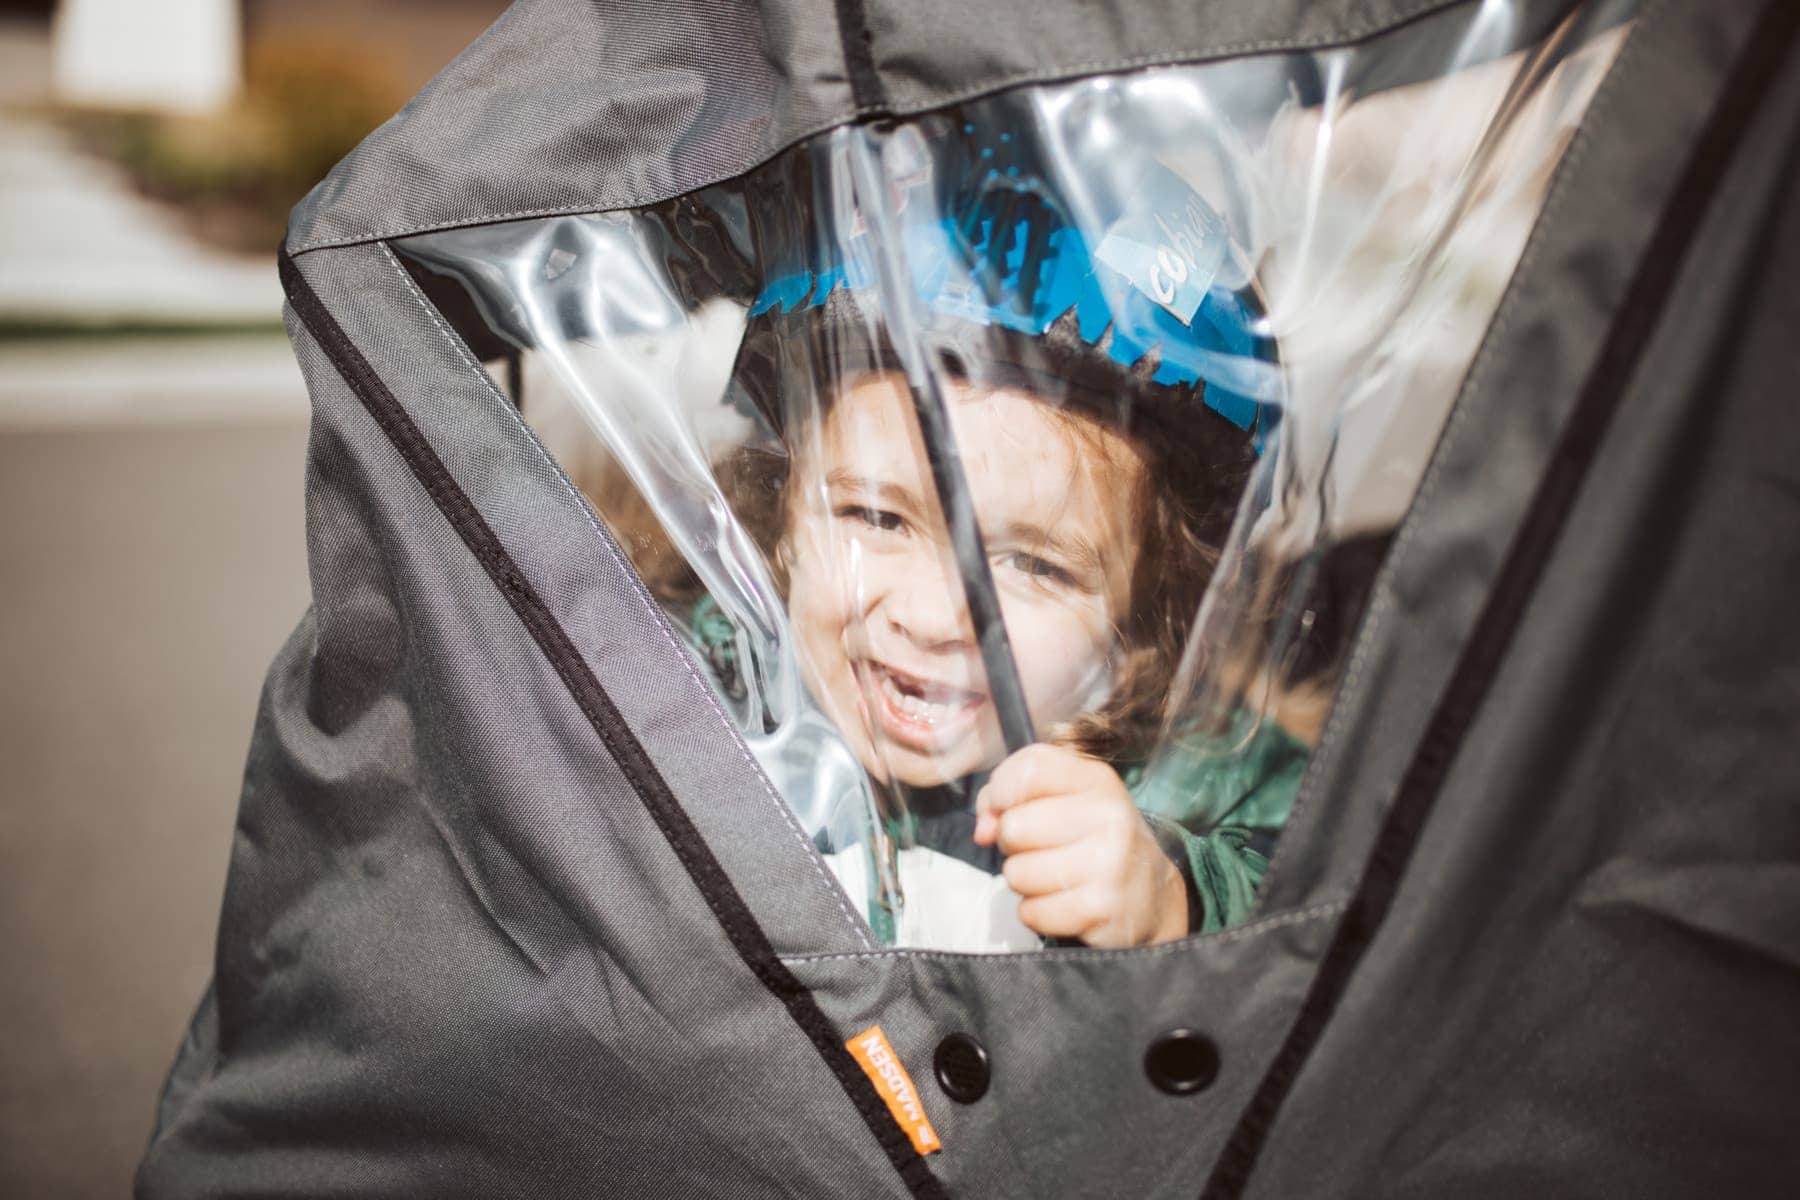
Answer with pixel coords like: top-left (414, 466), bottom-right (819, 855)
top-left (395, 0), bottom-right (1636, 952)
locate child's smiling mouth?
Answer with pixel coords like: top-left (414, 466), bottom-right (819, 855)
top-left (854, 659), bottom-right (988, 752)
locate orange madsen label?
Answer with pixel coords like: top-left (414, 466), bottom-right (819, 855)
top-left (846, 1025), bottom-right (941, 1155)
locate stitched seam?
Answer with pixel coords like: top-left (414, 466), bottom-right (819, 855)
top-left (279, 249), bottom-right (941, 1198)
top-left (1252, 0), bottom-right (1650, 905)
top-left (779, 899), bottom-right (1349, 965)
top-left (288, 0), bottom-right (1470, 256)
top-left (375, 243), bottom-right (871, 949)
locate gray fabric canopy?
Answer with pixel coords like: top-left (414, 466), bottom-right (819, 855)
top-left (140, 1), bottom-right (1799, 1196)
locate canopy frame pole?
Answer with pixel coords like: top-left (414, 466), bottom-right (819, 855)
top-left (841, 127), bottom-right (1037, 755)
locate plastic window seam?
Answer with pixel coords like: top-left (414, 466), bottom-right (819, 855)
top-left (777, 897), bottom-right (1352, 965)
top-left (279, 245), bottom-right (947, 1198)
top-left (287, 0), bottom-right (1490, 256)
top-left (1244, 0), bottom-right (1654, 918)
top-left (374, 239), bottom-right (878, 952)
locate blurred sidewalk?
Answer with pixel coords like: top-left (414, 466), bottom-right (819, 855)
top-left (0, 334), bottom-right (306, 429)
top-left (0, 19), bottom-right (286, 335)
top-left (0, 20), bottom-right (311, 1199)
top-left (0, 19), bottom-right (303, 431)
top-left (0, 113), bottom-right (287, 331)
top-left (0, 421), bottom-right (312, 1199)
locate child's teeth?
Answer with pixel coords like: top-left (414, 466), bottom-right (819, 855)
top-left (881, 670), bottom-right (951, 726)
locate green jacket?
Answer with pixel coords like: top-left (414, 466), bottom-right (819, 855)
top-left (1126, 712), bottom-right (1310, 932)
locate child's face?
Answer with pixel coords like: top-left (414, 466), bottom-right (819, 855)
top-left (782, 372), bottom-right (1144, 788)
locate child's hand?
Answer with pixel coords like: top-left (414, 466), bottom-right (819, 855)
top-left (973, 744), bottom-right (1189, 948)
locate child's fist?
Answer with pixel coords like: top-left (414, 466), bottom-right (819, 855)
top-left (973, 744), bottom-right (1189, 948)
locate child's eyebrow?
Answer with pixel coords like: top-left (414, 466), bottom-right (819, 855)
top-left (1002, 520), bottom-right (1105, 573)
top-left (824, 469), bottom-right (919, 510)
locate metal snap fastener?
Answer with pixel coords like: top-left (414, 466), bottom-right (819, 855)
top-left (933, 1033), bottom-right (991, 1104)
top-left (1145, 1028), bottom-right (1219, 1095)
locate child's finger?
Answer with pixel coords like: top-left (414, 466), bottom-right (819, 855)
top-left (977, 744), bottom-right (1111, 820)
top-left (979, 744), bottom-right (1064, 814)
top-left (1017, 885), bottom-right (1108, 940)
top-left (1001, 842), bottom-right (1100, 898)
top-left (975, 744), bottom-right (1066, 846)
top-left (994, 791), bottom-right (1119, 855)
top-left (973, 809), bottom-right (998, 847)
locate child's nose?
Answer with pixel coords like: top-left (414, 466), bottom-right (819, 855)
top-left (879, 565), bottom-right (973, 651)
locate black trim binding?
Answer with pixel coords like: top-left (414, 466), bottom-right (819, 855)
top-left (834, 0), bottom-right (887, 114)
top-left (277, 248), bottom-right (948, 1200)
top-left (1199, 3), bottom-right (1800, 1197)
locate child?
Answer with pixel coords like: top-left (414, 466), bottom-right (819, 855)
top-left (778, 361), bottom-right (1244, 949)
top-left (703, 262), bottom-right (1310, 950)
top-left (612, 141), bottom-right (1311, 951)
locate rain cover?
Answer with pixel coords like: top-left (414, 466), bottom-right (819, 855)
top-left (393, 0), bottom-right (1635, 953)
top-left (139, 0), bottom-right (1800, 1194)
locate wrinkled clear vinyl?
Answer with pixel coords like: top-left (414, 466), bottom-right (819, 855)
top-left (396, 0), bottom-right (1637, 952)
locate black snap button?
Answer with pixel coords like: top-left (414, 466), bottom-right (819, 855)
top-left (1145, 1028), bottom-right (1219, 1095)
top-left (933, 1033), bottom-right (991, 1104)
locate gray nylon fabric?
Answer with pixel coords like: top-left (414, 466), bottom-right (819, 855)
top-left (784, 903), bottom-right (1343, 1198)
top-left (859, 0), bottom-right (1571, 113)
top-left (287, 0), bottom-right (849, 254)
top-left (1250, 2), bottom-right (1800, 1194)
top-left (286, 0), bottom-right (1577, 254)
top-left (1258, 0), bottom-right (1739, 914)
top-left (143, 0), bottom-right (1800, 1194)
top-left (138, 302), bottom-right (892, 1197)
top-left (316, 240), bottom-right (872, 959)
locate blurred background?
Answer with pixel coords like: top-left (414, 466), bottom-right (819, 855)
top-left (0, 1), bottom-right (507, 1195)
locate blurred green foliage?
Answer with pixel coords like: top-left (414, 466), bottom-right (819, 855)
top-left (64, 36), bottom-right (408, 252)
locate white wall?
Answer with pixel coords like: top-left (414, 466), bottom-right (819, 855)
top-left (52, 0), bottom-right (241, 113)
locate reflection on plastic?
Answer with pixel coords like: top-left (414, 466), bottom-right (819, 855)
top-left (395, 0), bottom-right (1636, 952)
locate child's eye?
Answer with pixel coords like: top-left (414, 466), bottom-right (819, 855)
top-left (1004, 551), bottom-right (1078, 588)
top-left (838, 505), bottom-right (906, 534)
